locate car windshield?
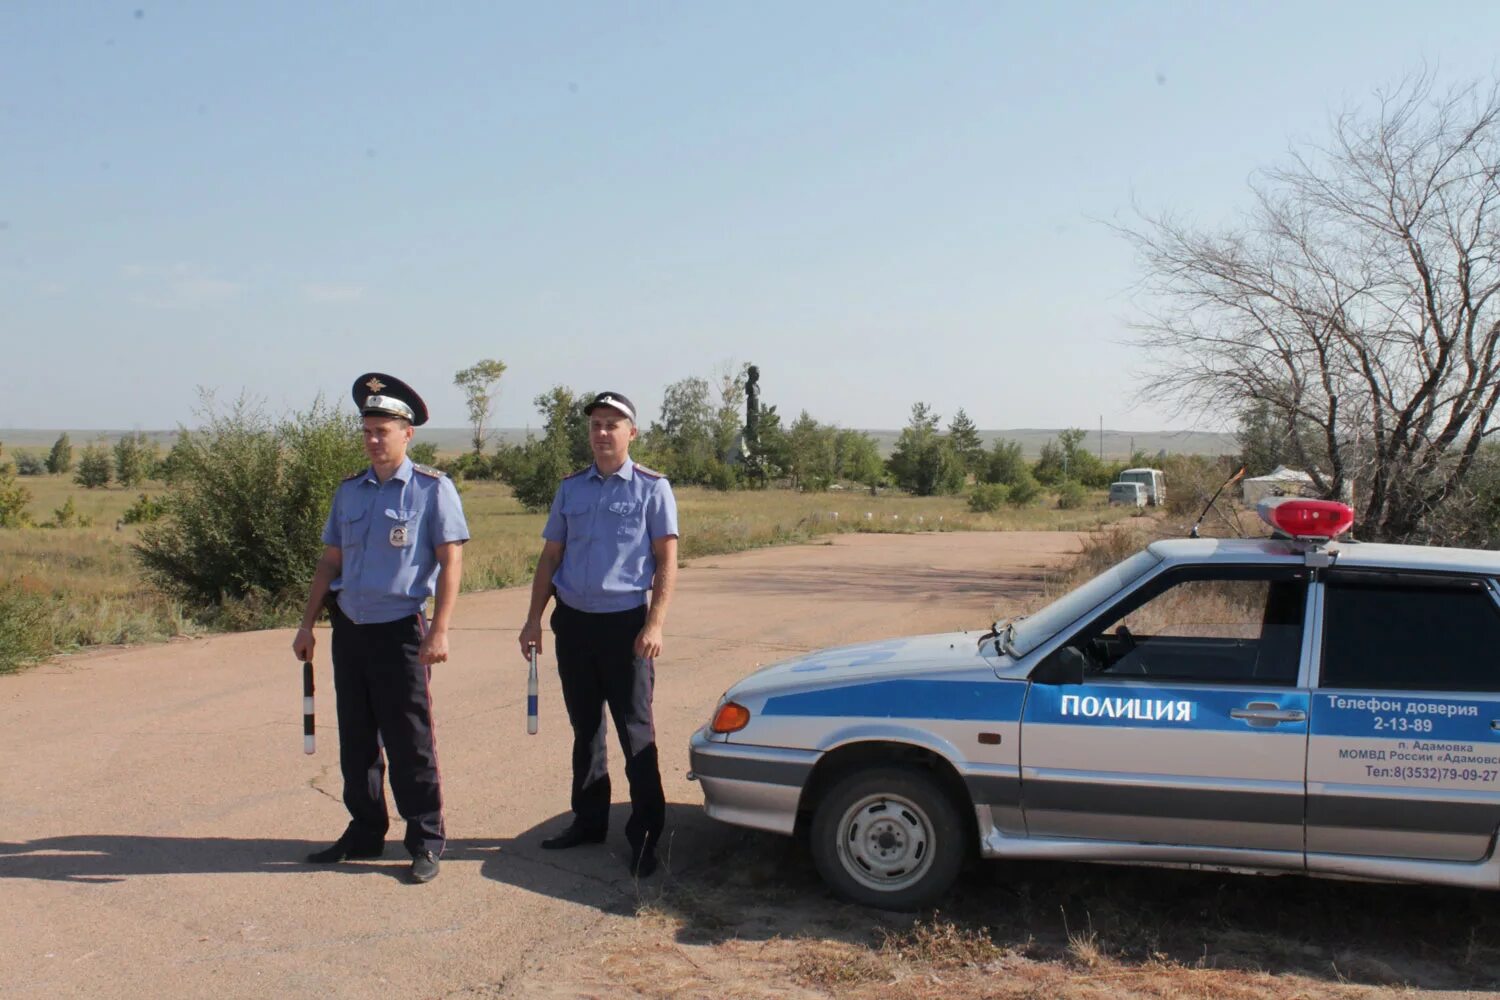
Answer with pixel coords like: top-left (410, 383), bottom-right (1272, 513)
top-left (1008, 548), bottom-right (1161, 655)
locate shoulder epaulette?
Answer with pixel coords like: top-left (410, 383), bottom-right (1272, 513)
top-left (412, 463), bottom-right (444, 478)
top-left (634, 464), bottom-right (665, 480)
top-left (562, 466), bottom-right (592, 481)
top-left (342, 467), bottom-right (368, 482)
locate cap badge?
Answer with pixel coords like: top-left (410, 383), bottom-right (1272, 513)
top-left (365, 376), bottom-right (386, 393)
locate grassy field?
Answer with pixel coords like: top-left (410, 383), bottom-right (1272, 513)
top-left (0, 472), bottom-right (1139, 672)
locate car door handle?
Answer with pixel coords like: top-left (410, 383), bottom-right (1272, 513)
top-left (1231, 705), bottom-right (1306, 724)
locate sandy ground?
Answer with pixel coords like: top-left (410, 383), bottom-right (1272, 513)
top-left (0, 531), bottom-right (1079, 999)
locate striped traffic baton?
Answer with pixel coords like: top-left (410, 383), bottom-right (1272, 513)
top-left (303, 660), bottom-right (316, 754)
top-left (527, 644), bottom-right (539, 735)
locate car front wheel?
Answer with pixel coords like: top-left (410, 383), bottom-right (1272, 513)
top-left (810, 767), bottom-right (965, 910)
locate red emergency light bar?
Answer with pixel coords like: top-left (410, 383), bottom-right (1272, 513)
top-left (1256, 497), bottom-right (1355, 539)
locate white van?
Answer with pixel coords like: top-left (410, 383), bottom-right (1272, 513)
top-left (1108, 481), bottom-right (1147, 507)
top-left (1117, 468), bottom-right (1165, 506)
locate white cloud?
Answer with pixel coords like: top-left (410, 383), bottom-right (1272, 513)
top-left (122, 262), bottom-right (245, 309)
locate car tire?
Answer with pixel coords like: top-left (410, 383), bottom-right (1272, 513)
top-left (810, 767), bottom-right (966, 911)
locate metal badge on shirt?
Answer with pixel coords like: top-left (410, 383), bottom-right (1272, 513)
top-left (386, 508), bottom-right (417, 547)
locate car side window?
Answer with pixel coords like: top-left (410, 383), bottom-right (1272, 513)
top-left (1076, 568), bottom-right (1307, 685)
top-left (1320, 574), bottom-right (1500, 692)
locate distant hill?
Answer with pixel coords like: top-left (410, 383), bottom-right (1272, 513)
top-left (2, 426), bottom-right (1238, 460)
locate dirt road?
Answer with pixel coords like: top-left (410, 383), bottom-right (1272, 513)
top-left (1, 531), bottom-right (1078, 999)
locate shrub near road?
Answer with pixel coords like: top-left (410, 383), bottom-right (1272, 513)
top-left (136, 398), bottom-right (365, 627)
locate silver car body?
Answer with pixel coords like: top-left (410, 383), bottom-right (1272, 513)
top-left (690, 535), bottom-right (1500, 891)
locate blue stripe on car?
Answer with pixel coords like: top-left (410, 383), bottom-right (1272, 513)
top-left (762, 679), bottom-right (1027, 720)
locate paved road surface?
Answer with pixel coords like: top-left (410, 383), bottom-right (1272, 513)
top-left (0, 531), bottom-right (1079, 998)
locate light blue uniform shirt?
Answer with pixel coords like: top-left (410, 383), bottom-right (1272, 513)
top-left (543, 458), bottom-right (679, 614)
top-left (322, 457), bottom-right (470, 624)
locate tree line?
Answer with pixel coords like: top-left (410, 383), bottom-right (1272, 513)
top-left (434, 364), bottom-right (1152, 512)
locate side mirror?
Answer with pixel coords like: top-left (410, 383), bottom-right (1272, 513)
top-left (1031, 646), bottom-right (1086, 685)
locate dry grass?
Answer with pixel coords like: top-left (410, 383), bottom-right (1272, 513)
top-left (576, 823), bottom-right (1500, 1000)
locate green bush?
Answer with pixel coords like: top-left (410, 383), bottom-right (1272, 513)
top-left (46, 433), bottom-right (73, 474)
top-left (1006, 469), bottom-right (1042, 506)
top-left (494, 437), bottom-right (572, 512)
top-left (408, 441), bottom-right (440, 466)
top-left (0, 582), bottom-right (53, 673)
top-left (0, 460), bottom-right (32, 528)
top-left (75, 443), bottom-right (112, 488)
top-left (114, 432), bottom-right (157, 488)
top-left (968, 483), bottom-right (1011, 512)
top-left (121, 493), bottom-right (165, 524)
top-left (135, 396), bottom-right (364, 618)
top-left (15, 451), bottom-right (46, 476)
top-left (1056, 481), bottom-right (1088, 509)
top-left (48, 497), bottom-right (92, 528)
top-left (705, 459), bottom-right (741, 491)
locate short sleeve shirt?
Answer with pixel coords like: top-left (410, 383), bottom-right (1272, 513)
top-left (543, 458), bottom-right (678, 613)
top-left (322, 457), bottom-right (470, 623)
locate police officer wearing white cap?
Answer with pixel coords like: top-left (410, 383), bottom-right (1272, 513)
top-left (293, 373), bottom-right (469, 884)
top-left (519, 391), bottom-right (679, 877)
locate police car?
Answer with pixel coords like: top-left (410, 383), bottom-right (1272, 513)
top-left (688, 499), bottom-right (1500, 910)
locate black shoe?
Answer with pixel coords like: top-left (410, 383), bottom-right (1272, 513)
top-left (306, 836), bottom-right (384, 864)
top-left (629, 848), bottom-right (659, 878)
top-left (540, 825), bottom-right (607, 850)
top-left (409, 851), bottom-right (439, 883)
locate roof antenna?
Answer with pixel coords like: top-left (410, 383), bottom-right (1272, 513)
top-left (1189, 466), bottom-right (1246, 539)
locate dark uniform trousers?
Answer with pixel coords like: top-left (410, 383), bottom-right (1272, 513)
top-left (551, 599), bottom-right (666, 854)
top-left (329, 602), bottom-right (445, 856)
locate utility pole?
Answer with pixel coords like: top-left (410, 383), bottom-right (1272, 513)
top-left (1098, 415), bottom-right (1104, 461)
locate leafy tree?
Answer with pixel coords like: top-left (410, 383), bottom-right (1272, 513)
top-left (1033, 428), bottom-right (1108, 487)
top-left (1006, 468), bottom-right (1042, 506)
top-left (1235, 399), bottom-right (1327, 478)
top-left (888, 403), bottom-right (964, 496)
top-left (408, 441), bottom-right (439, 466)
top-left (156, 434), bottom-right (192, 484)
top-left (0, 445), bottom-right (32, 527)
top-left (752, 404), bottom-right (791, 481)
top-left (984, 438), bottom-right (1027, 486)
top-left (494, 386), bottom-right (592, 511)
top-left (453, 359), bottom-right (508, 454)
top-left (136, 396), bottom-right (364, 617)
top-left (785, 411), bottom-right (836, 490)
top-left (532, 385), bottom-right (593, 469)
top-left (714, 363), bottom-right (750, 460)
top-left (834, 429), bottom-right (884, 486)
top-left (74, 442), bottom-right (112, 489)
top-left (46, 433), bottom-right (72, 474)
top-left (113, 431), bottom-right (157, 488)
top-left (947, 408), bottom-right (985, 479)
top-left (647, 376), bottom-right (717, 484)
top-left (1124, 74), bottom-right (1500, 541)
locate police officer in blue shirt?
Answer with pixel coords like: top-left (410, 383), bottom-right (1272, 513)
top-left (519, 391), bottom-right (679, 877)
top-left (293, 373), bottom-right (469, 884)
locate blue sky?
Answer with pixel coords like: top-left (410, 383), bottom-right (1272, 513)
top-left (3, 2), bottom-right (1498, 433)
